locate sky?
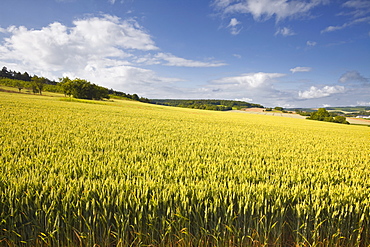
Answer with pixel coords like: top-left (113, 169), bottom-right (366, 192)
top-left (0, 0), bottom-right (369, 108)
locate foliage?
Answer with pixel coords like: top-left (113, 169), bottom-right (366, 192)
top-left (0, 78), bottom-right (32, 90)
top-left (150, 99), bottom-right (264, 111)
top-left (58, 77), bottom-right (109, 100)
top-left (0, 66), bottom-right (147, 102)
top-left (307, 108), bottom-right (349, 124)
top-left (107, 89), bottom-right (150, 102)
top-left (0, 66), bottom-right (57, 84)
top-left (1, 92), bottom-right (369, 246)
top-left (274, 106), bottom-right (284, 111)
top-left (31, 76), bottom-right (47, 95)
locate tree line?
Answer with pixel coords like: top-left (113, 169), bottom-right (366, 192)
top-left (0, 66), bottom-right (57, 85)
top-left (0, 66), bottom-right (149, 102)
top-left (150, 99), bottom-right (264, 111)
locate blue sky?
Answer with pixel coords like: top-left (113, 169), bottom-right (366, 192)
top-left (0, 0), bottom-right (369, 108)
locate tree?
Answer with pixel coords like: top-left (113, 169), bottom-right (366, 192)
top-left (334, 116), bottom-right (349, 124)
top-left (15, 81), bottom-right (23, 92)
top-left (68, 79), bottom-right (109, 100)
top-left (31, 76), bottom-right (46, 95)
top-left (274, 106), bottom-right (284, 111)
top-left (21, 72), bottom-right (31, 81)
top-left (308, 108), bottom-right (331, 121)
top-left (308, 108), bottom-right (349, 124)
top-left (132, 94), bottom-right (140, 101)
top-left (59, 77), bottom-right (74, 97)
top-left (0, 67), bottom-right (11, 78)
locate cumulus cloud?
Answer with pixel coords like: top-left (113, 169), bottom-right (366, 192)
top-left (76, 65), bottom-right (185, 95)
top-left (228, 17), bottom-right (240, 27)
top-left (211, 72), bottom-right (285, 88)
top-left (339, 70), bottom-right (369, 83)
top-left (298, 85), bottom-right (345, 99)
top-left (0, 15), bottom-right (158, 73)
top-left (0, 14), bottom-right (228, 96)
top-left (189, 72), bottom-right (289, 105)
top-left (212, 0), bottom-right (327, 22)
top-left (275, 27), bottom-right (295, 36)
top-left (290, 67), bottom-right (312, 73)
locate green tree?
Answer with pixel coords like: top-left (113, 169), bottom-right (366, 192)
top-left (334, 116), bottom-right (349, 124)
top-left (308, 108), bottom-right (331, 121)
top-left (274, 106), bottom-right (284, 111)
top-left (0, 66), bottom-right (11, 78)
top-left (59, 77), bottom-right (74, 97)
top-left (15, 81), bottom-right (23, 92)
top-left (130, 94), bottom-right (139, 101)
top-left (70, 79), bottom-right (109, 100)
top-left (31, 76), bottom-right (46, 95)
top-left (308, 108), bottom-right (349, 124)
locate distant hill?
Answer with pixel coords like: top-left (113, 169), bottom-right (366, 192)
top-left (287, 106), bottom-right (370, 118)
top-left (150, 99), bottom-right (264, 111)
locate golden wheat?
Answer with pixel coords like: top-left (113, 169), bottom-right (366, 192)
top-left (0, 92), bottom-right (369, 246)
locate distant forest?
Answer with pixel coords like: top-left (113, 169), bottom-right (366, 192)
top-left (150, 99), bottom-right (264, 111)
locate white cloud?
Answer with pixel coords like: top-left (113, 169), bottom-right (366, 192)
top-left (71, 15), bottom-right (158, 51)
top-left (0, 14), bottom-right (228, 97)
top-left (306, 40), bottom-right (317, 46)
top-left (227, 18), bottom-right (243, 35)
top-left (342, 0), bottom-right (370, 17)
top-left (213, 0), bottom-right (327, 22)
top-left (235, 97), bottom-right (253, 102)
top-left (74, 64), bottom-right (184, 95)
top-left (275, 27), bottom-right (295, 36)
top-left (233, 54), bottom-right (242, 58)
top-left (154, 53), bottom-right (226, 67)
top-left (290, 67), bottom-right (312, 73)
top-left (228, 17), bottom-right (241, 27)
top-left (357, 101), bottom-right (370, 106)
top-left (211, 72), bottom-right (285, 88)
top-left (321, 0), bottom-right (370, 34)
top-left (135, 53), bottom-right (226, 67)
top-left (339, 70), bottom-right (369, 83)
top-left (298, 85), bottom-right (345, 99)
top-left (0, 15), bottom-right (158, 74)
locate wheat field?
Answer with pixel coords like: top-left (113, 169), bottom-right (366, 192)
top-left (0, 92), bottom-right (369, 246)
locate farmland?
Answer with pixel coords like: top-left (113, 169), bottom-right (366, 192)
top-left (1, 92), bottom-right (369, 246)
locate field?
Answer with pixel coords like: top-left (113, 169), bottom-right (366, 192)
top-left (1, 92), bottom-right (370, 246)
